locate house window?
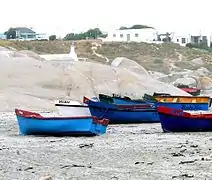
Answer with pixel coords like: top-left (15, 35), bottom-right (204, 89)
top-left (182, 38), bottom-right (186, 44)
top-left (135, 33), bottom-right (139, 37)
top-left (177, 39), bottom-right (179, 42)
top-left (120, 34), bottom-right (123, 38)
top-left (113, 34), bottom-right (116, 37)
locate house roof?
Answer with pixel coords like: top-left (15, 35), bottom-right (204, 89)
top-left (14, 27), bottom-right (36, 34)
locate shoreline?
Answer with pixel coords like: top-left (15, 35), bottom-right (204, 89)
top-left (1, 112), bottom-right (212, 180)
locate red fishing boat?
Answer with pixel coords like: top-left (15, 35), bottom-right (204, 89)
top-left (176, 85), bottom-right (201, 96)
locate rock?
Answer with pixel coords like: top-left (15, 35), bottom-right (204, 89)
top-left (171, 152), bottom-right (185, 157)
top-left (190, 145), bottom-right (198, 148)
top-left (0, 46), bottom-right (10, 51)
top-left (20, 50), bottom-right (45, 61)
top-left (179, 159), bottom-right (197, 164)
top-left (198, 77), bottom-right (212, 90)
top-left (0, 50), bottom-right (13, 60)
top-left (0, 54), bottom-right (191, 111)
top-left (191, 57), bottom-right (204, 66)
top-left (195, 67), bottom-right (210, 77)
top-left (111, 57), bottom-right (150, 76)
top-left (111, 176), bottom-right (119, 179)
top-left (158, 70), bottom-right (193, 83)
top-left (39, 175), bottom-right (52, 180)
top-left (135, 161), bottom-right (144, 165)
top-left (173, 77), bottom-right (197, 87)
top-left (148, 71), bottom-right (166, 79)
top-left (79, 143), bottom-right (94, 148)
top-left (24, 166), bottom-right (33, 171)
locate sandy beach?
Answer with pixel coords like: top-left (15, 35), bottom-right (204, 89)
top-left (0, 112), bottom-right (212, 180)
top-left (0, 46), bottom-right (212, 180)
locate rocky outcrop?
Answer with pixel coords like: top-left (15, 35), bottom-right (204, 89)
top-left (0, 51), bottom-right (190, 111)
top-left (111, 57), bottom-right (150, 76)
top-left (191, 57), bottom-right (204, 66)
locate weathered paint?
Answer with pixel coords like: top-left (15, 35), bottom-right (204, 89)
top-left (155, 96), bottom-right (210, 104)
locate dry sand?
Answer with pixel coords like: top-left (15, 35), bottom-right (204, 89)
top-left (0, 112), bottom-right (212, 180)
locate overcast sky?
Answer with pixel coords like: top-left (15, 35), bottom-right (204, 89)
top-left (0, 0), bottom-right (212, 37)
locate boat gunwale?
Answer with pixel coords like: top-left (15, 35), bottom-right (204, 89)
top-left (157, 106), bottom-right (212, 119)
top-left (154, 95), bottom-right (210, 98)
top-left (55, 104), bottom-right (88, 108)
top-left (87, 104), bottom-right (157, 112)
top-left (155, 102), bottom-right (209, 104)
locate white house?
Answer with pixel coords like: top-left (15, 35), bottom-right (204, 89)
top-left (172, 31), bottom-right (212, 47)
top-left (102, 28), bottom-right (158, 43)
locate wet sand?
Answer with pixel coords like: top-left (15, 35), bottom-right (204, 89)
top-left (0, 112), bottom-right (212, 180)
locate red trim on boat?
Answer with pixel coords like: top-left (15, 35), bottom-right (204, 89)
top-left (83, 96), bottom-right (89, 104)
top-left (157, 106), bottom-right (212, 119)
top-left (92, 116), bottom-right (110, 126)
top-left (155, 95), bottom-right (209, 98)
top-left (15, 109), bottom-right (109, 125)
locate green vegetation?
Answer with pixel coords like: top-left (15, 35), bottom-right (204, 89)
top-left (64, 28), bottom-right (103, 40)
top-left (119, 24), bottom-right (153, 30)
top-left (49, 35), bottom-right (56, 41)
top-left (1, 40), bottom-right (212, 74)
top-left (64, 24), bottom-right (153, 40)
top-left (4, 28), bottom-right (16, 39)
top-left (186, 43), bottom-right (212, 52)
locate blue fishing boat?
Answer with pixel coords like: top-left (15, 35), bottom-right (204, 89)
top-left (99, 93), bottom-right (147, 105)
top-left (83, 97), bottom-right (159, 124)
top-left (157, 106), bottom-right (212, 132)
top-left (15, 109), bottom-right (109, 136)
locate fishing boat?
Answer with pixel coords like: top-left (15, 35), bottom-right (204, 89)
top-left (176, 84), bottom-right (201, 96)
top-left (99, 93), bottom-right (149, 105)
top-left (157, 106), bottom-right (212, 132)
top-left (143, 93), bottom-right (210, 111)
top-left (15, 109), bottom-right (109, 136)
top-left (55, 100), bottom-right (91, 117)
top-left (84, 97), bottom-right (159, 124)
top-left (55, 97), bottom-right (99, 117)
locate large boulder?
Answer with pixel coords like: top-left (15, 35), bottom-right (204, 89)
top-left (173, 77), bottom-right (197, 87)
top-left (0, 56), bottom-right (190, 111)
top-left (198, 77), bottom-right (212, 90)
top-left (111, 57), bottom-right (150, 76)
top-left (19, 50), bottom-right (45, 61)
top-left (191, 57), bottom-right (204, 66)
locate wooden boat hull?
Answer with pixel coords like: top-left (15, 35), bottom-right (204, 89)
top-left (84, 97), bottom-right (159, 124)
top-left (15, 109), bottom-right (109, 136)
top-left (157, 106), bottom-right (212, 132)
top-left (144, 94), bottom-right (210, 111)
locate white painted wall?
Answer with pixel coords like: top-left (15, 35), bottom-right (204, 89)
top-left (172, 32), bottom-right (212, 47)
top-left (103, 28), bottom-right (158, 42)
top-left (172, 35), bottom-right (190, 46)
top-left (36, 33), bottom-right (49, 40)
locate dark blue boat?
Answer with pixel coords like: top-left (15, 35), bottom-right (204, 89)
top-left (15, 109), bottom-right (109, 136)
top-left (99, 93), bottom-right (210, 111)
top-left (84, 97), bottom-right (159, 124)
top-left (157, 106), bottom-right (212, 132)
